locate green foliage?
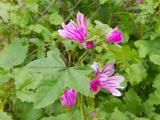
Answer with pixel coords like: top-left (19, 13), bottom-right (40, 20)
top-left (0, 111), bottom-right (12, 120)
top-left (0, 40), bottom-right (28, 70)
top-left (0, 0), bottom-right (160, 119)
top-left (126, 63), bottom-right (147, 85)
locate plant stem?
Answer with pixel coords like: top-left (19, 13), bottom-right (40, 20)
top-left (76, 51), bottom-right (88, 65)
top-left (80, 94), bottom-right (86, 120)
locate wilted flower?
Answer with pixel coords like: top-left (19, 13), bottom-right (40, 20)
top-left (60, 89), bottom-right (77, 108)
top-left (136, 0), bottom-right (142, 4)
top-left (58, 12), bottom-right (88, 42)
top-left (106, 28), bottom-right (124, 44)
top-left (90, 61), bottom-right (124, 96)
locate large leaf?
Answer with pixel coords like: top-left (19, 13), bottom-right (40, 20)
top-left (0, 41), bottom-right (28, 70)
top-left (41, 111), bottom-right (81, 120)
top-left (14, 101), bottom-right (43, 120)
top-left (34, 77), bottom-right (64, 109)
top-left (15, 69), bottom-right (43, 102)
top-left (18, 50), bottom-right (92, 108)
top-left (62, 66), bottom-right (92, 96)
top-left (26, 51), bottom-right (66, 72)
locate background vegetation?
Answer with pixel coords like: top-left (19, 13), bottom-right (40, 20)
top-left (0, 0), bottom-right (160, 120)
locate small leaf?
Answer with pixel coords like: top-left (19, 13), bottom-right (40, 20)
top-left (99, 0), bottom-right (109, 4)
top-left (49, 11), bottom-right (63, 25)
top-left (110, 108), bottom-right (130, 120)
top-left (0, 111), bottom-right (12, 120)
top-left (127, 63), bottom-right (147, 85)
top-left (150, 54), bottom-right (160, 65)
top-left (123, 89), bottom-right (142, 113)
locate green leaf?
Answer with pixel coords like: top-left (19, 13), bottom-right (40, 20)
top-left (110, 108), bottom-right (130, 120)
top-left (123, 89), bottom-right (142, 113)
top-left (0, 111), bottom-right (12, 120)
top-left (48, 11), bottom-right (63, 25)
top-left (14, 102), bottom-right (43, 120)
top-left (34, 77), bottom-right (64, 109)
top-left (150, 54), bottom-right (160, 65)
top-left (153, 74), bottom-right (160, 90)
top-left (0, 69), bottom-right (11, 83)
top-left (23, 51), bottom-right (93, 108)
top-left (63, 66), bottom-right (92, 96)
top-left (26, 51), bottom-right (66, 73)
top-left (0, 41), bottom-right (28, 70)
top-left (15, 69), bottom-right (43, 102)
top-left (134, 40), bottom-right (149, 58)
top-left (41, 111), bottom-right (81, 120)
top-left (102, 45), bottom-right (139, 65)
top-left (134, 118), bottom-right (150, 120)
top-left (94, 20), bottom-right (112, 37)
top-left (0, 3), bottom-right (16, 22)
top-left (99, 0), bottom-right (109, 4)
top-left (126, 63), bottom-right (147, 85)
top-left (26, 2), bottom-right (39, 13)
top-left (33, 66), bottom-right (92, 108)
top-left (135, 40), bottom-right (160, 59)
top-left (147, 92), bottom-right (160, 105)
top-left (29, 24), bottom-right (52, 42)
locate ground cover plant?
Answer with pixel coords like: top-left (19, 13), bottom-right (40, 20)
top-left (0, 0), bottom-right (160, 120)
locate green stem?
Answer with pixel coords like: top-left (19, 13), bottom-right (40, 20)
top-left (79, 94), bottom-right (86, 120)
top-left (76, 51), bottom-right (88, 65)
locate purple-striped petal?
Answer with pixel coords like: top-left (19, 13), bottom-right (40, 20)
top-left (60, 89), bottom-right (77, 108)
top-left (58, 12), bottom-right (88, 43)
top-left (91, 61), bottom-right (100, 76)
top-left (106, 28), bottom-right (124, 44)
top-left (97, 74), bottom-right (124, 96)
top-left (101, 62), bottom-right (115, 76)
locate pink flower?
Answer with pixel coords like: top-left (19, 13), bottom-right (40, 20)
top-left (90, 79), bottom-right (101, 93)
top-left (58, 12), bottom-right (88, 42)
top-left (90, 62), bottom-right (124, 96)
top-left (106, 28), bottom-right (124, 44)
top-left (136, 0), bottom-right (142, 4)
top-left (91, 61), bottom-right (100, 76)
top-left (60, 89), bottom-right (77, 108)
top-left (85, 41), bottom-right (94, 48)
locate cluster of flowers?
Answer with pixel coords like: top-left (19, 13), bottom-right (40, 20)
top-left (59, 12), bottom-right (124, 108)
top-left (58, 12), bottom-right (124, 48)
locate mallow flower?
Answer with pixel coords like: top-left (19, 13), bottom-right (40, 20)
top-left (106, 28), bottom-right (124, 44)
top-left (60, 89), bottom-right (77, 108)
top-left (58, 12), bottom-right (94, 48)
top-left (90, 61), bottom-right (124, 96)
top-left (136, 0), bottom-right (142, 4)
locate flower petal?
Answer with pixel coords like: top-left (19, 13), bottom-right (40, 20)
top-left (60, 89), bottom-right (77, 108)
top-left (101, 62), bottom-right (115, 76)
top-left (91, 61), bottom-right (100, 76)
top-left (90, 79), bottom-right (101, 93)
top-left (106, 27), bottom-right (124, 44)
